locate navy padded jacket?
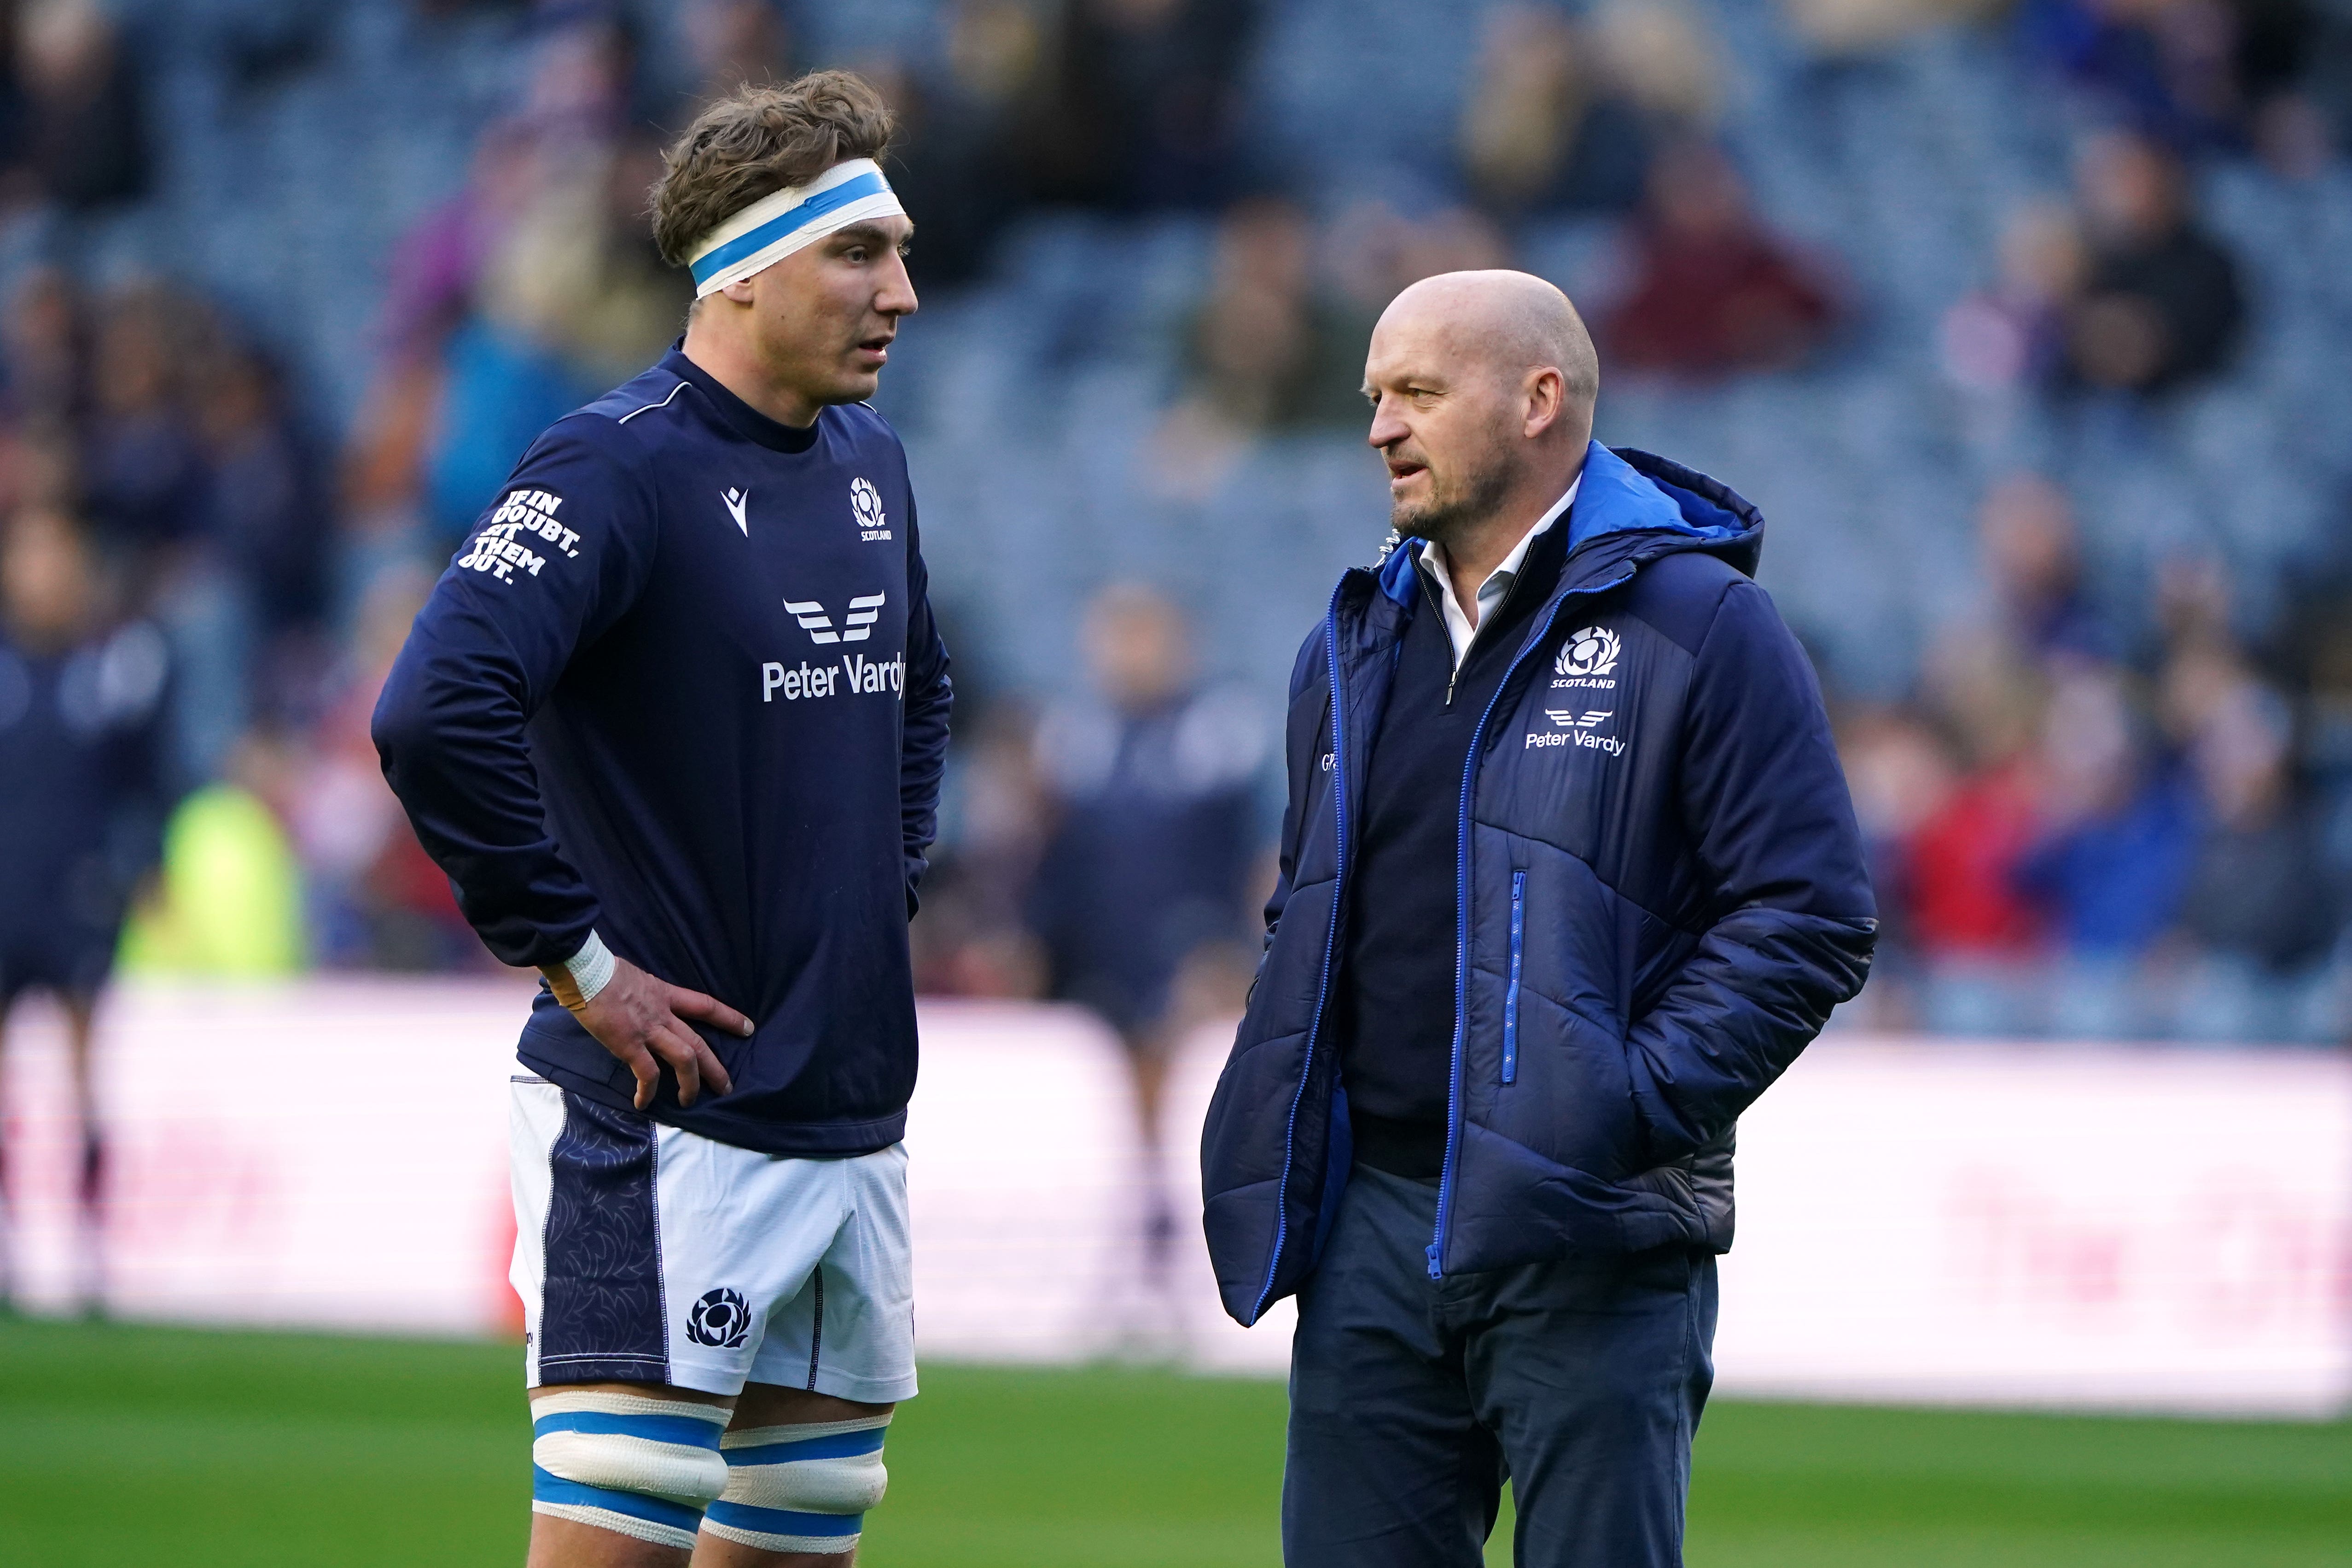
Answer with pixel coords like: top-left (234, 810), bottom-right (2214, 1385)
top-left (1199, 443), bottom-right (1876, 1325)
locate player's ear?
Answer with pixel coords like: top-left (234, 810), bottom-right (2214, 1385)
top-left (718, 275), bottom-right (759, 308)
top-left (1524, 366), bottom-right (1565, 439)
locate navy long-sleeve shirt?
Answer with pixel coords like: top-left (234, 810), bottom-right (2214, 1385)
top-left (373, 349), bottom-right (951, 1154)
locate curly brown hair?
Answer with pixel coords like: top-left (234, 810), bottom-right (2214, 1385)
top-left (649, 70), bottom-right (896, 269)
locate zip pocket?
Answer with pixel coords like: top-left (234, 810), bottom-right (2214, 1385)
top-left (1502, 871), bottom-right (1525, 1084)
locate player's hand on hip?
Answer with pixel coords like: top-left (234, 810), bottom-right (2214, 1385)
top-left (558, 955), bottom-right (752, 1110)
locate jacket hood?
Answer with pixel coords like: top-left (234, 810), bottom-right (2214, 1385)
top-left (1374, 441), bottom-right (1763, 606)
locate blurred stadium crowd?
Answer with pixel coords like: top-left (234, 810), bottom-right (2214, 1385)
top-left (3, 0), bottom-right (2352, 1043)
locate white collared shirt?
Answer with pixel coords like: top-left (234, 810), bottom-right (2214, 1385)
top-left (1415, 475), bottom-right (1582, 669)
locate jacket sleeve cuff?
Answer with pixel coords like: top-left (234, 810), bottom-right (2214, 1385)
top-left (544, 929), bottom-right (616, 1009)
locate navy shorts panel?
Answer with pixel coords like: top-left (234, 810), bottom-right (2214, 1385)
top-left (536, 1091), bottom-right (669, 1385)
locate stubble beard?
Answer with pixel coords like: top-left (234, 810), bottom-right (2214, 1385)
top-left (1391, 433), bottom-right (1517, 554)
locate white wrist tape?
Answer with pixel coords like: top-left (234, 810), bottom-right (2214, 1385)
top-left (565, 930), bottom-right (617, 1006)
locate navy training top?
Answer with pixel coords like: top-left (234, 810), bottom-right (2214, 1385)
top-left (373, 348), bottom-right (952, 1155)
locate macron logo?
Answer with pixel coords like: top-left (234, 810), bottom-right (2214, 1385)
top-left (783, 592), bottom-right (885, 644)
top-left (722, 488), bottom-right (749, 534)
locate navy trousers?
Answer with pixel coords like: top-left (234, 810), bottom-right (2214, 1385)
top-left (1282, 1166), bottom-right (1717, 1568)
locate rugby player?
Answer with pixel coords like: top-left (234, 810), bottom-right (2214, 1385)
top-left (374, 71), bottom-right (948, 1566)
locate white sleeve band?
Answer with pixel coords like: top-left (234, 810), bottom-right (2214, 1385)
top-left (565, 930), bottom-right (617, 1005)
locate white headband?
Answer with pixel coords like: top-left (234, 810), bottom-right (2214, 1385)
top-left (685, 157), bottom-right (905, 298)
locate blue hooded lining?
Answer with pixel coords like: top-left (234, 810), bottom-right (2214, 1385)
top-left (1376, 440), bottom-right (1759, 611)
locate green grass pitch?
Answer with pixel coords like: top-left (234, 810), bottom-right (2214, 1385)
top-left (0, 1317), bottom-right (2344, 1565)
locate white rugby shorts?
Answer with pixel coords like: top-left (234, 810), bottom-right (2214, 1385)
top-left (509, 1077), bottom-right (916, 1401)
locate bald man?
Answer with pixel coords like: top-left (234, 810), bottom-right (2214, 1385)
top-left (1200, 272), bottom-right (1875, 1566)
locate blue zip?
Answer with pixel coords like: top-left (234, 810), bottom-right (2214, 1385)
top-left (1502, 872), bottom-right (1525, 1085)
top-left (1429, 570), bottom-right (1631, 1279)
top-left (1251, 584), bottom-right (1353, 1323)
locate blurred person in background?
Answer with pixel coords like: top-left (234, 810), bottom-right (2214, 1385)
top-left (1153, 196), bottom-right (1374, 492)
top-left (473, 131), bottom-right (688, 391)
top-left (2014, 0), bottom-right (2229, 147)
top-left (1833, 703), bottom-right (1958, 1025)
top-left (343, 117), bottom-right (542, 557)
top-left (2175, 671), bottom-right (2338, 973)
top-left (2011, 0), bottom-right (2350, 160)
top-left (111, 721), bottom-right (304, 979)
top-left (0, 264), bottom-right (84, 426)
top-left (78, 284), bottom-right (275, 779)
top-left (1779, 0), bottom-right (2004, 55)
top-left (424, 126), bottom-right (691, 545)
top-left (684, 0), bottom-right (795, 105)
top-left (907, 697), bottom-right (1052, 998)
top-left (1029, 583), bottom-right (1265, 1337)
top-left (1011, 0), bottom-right (1260, 211)
top-left (79, 283), bottom-right (203, 588)
top-left (1904, 630), bottom-right (2052, 1021)
top-left (1940, 200), bottom-right (2090, 394)
top-left (2064, 127), bottom-right (2244, 394)
top-left (417, 12), bottom-right (681, 548)
top-left (1458, 5), bottom-right (1656, 222)
top-left (0, 504), bottom-right (172, 1311)
top-left (2014, 664), bottom-right (2200, 973)
top-left (4, 0), bottom-right (149, 215)
top-left (1977, 472), bottom-right (2110, 660)
top-left (189, 333), bottom-right (328, 723)
top-left (292, 565), bottom-right (480, 972)
top-left (1604, 138), bottom-right (1842, 376)
top-left (854, 4), bottom-right (1045, 291)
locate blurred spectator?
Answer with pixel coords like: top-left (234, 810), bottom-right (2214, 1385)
top-left (114, 728), bottom-right (303, 978)
top-left (683, 0), bottom-right (794, 103)
top-left (1940, 202), bottom-right (2089, 394)
top-left (191, 335), bottom-right (328, 725)
top-left (79, 284), bottom-right (205, 584)
top-left (474, 135), bottom-right (686, 391)
top-left (908, 699), bottom-right (1052, 998)
top-left (1012, 0), bottom-right (1259, 211)
top-left (288, 567), bottom-right (480, 971)
top-left (519, 5), bottom-right (644, 139)
top-left (1589, 0), bottom-right (1726, 127)
top-left (1781, 0), bottom-right (2002, 55)
top-left (344, 120), bottom-right (542, 548)
top-left (1835, 703), bottom-right (1959, 1021)
top-left (0, 265), bottom-right (84, 426)
top-left (2012, 0), bottom-right (2352, 161)
top-left (1327, 203), bottom-right (1513, 317)
top-left (6, 0), bottom-right (148, 212)
top-left (2014, 0), bottom-right (2233, 149)
top-left (1978, 473), bottom-right (2111, 660)
top-left (1906, 633), bottom-right (2049, 962)
top-left (373, 119), bottom-right (542, 368)
top-left (0, 505), bottom-right (173, 1307)
top-left (860, 29), bottom-right (1029, 290)
top-left (1459, 5), bottom-right (1654, 221)
top-left (422, 131), bottom-right (687, 543)
top-left (1028, 585), bottom-right (1266, 1306)
top-left (2063, 128), bottom-right (2243, 393)
top-left (1153, 197), bottom-right (1380, 493)
top-left (2015, 663), bottom-right (2201, 956)
top-left (1604, 139), bottom-right (1842, 376)
top-left (2176, 672), bottom-right (2338, 970)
